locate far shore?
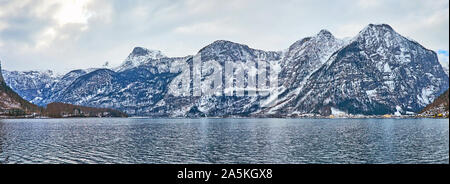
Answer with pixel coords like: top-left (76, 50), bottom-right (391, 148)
top-left (1, 115), bottom-right (449, 120)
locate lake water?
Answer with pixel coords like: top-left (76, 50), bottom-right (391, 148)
top-left (0, 118), bottom-right (448, 164)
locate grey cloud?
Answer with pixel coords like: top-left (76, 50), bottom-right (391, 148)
top-left (0, 0), bottom-right (448, 73)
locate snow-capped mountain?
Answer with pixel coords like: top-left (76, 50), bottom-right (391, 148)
top-left (3, 24), bottom-right (449, 117)
top-left (198, 40), bottom-right (281, 64)
top-left (1, 61), bottom-right (39, 112)
top-left (42, 41), bottom-right (281, 116)
top-left (272, 24), bottom-right (448, 115)
top-left (158, 40), bottom-right (282, 117)
top-left (115, 47), bottom-right (167, 72)
top-left (270, 29), bottom-right (347, 115)
top-left (38, 69), bottom-right (90, 106)
top-left (49, 66), bottom-right (179, 115)
top-left (2, 69), bottom-right (59, 105)
top-left (2, 68), bottom-right (101, 106)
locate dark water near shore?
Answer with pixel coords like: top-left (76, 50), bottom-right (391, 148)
top-left (0, 118), bottom-right (448, 164)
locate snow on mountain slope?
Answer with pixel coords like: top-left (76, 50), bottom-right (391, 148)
top-left (191, 40), bottom-right (282, 116)
top-left (265, 30), bottom-right (346, 114)
top-left (2, 68), bottom-right (99, 106)
top-left (1, 61), bottom-right (39, 112)
top-left (280, 24), bottom-right (449, 115)
top-left (2, 69), bottom-right (60, 105)
top-left (3, 24), bottom-right (448, 117)
top-left (51, 59), bottom-right (185, 115)
top-left (115, 47), bottom-right (167, 72)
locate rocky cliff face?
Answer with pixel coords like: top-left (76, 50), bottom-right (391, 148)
top-left (3, 24), bottom-right (449, 117)
top-left (268, 30), bottom-right (347, 115)
top-left (280, 30), bottom-right (346, 89)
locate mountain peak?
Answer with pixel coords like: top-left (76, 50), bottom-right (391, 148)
top-left (209, 40), bottom-right (248, 48)
top-left (130, 47), bottom-right (166, 59)
top-left (212, 40), bottom-right (234, 44)
top-left (199, 40), bottom-right (251, 54)
top-left (115, 47), bottom-right (167, 72)
top-left (367, 23), bottom-right (393, 30)
top-left (352, 23), bottom-right (402, 46)
top-left (317, 29), bottom-right (334, 38)
top-left (359, 23), bottom-right (395, 36)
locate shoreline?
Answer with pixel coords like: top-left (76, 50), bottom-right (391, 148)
top-left (1, 116), bottom-right (449, 120)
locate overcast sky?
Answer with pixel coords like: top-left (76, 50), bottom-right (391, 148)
top-left (0, 0), bottom-right (448, 73)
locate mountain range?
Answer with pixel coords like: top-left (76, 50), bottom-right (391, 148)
top-left (2, 24), bottom-right (449, 117)
top-left (0, 62), bottom-right (40, 115)
top-left (1, 62), bottom-right (128, 118)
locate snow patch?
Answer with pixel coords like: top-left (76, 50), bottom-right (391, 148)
top-left (366, 89), bottom-right (377, 98)
top-left (331, 107), bottom-right (347, 116)
top-left (394, 105), bottom-right (402, 116)
top-left (384, 81), bottom-right (395, 91)
top-left (383, 63), bottom-right (391, 72)
top-left (417, 87), bottom-right (435, 106)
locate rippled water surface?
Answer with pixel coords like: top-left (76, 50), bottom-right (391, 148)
top-left (0, 118), bottom-right (448, 164)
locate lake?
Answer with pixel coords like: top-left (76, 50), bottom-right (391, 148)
top-left (0, 118), bottom-right (448, 164)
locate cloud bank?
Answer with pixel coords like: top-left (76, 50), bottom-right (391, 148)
top-left (0, 0), bottom-right (448, 72)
